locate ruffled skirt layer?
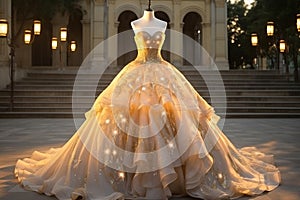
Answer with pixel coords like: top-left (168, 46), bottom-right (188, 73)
top-left (15, 62), bottom-right (280, 199)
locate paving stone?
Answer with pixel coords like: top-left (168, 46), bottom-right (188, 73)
top-left (0, 118), bottom-right (299, 199)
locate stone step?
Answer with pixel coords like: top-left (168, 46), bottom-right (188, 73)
top-left (26, 69), bottom-right (283, 75)
top-left (1, 96), bottom-right (300, 104)
top-left (1, 106), bottom-right (298, 113)
top-left (11, 85), bottom-right (300, 90)
top-left (21, 75), bottom-right (286, 83)
top-left (1, 68), bottom-right (299, 118)
top-left (26, 72), bottom-right (289, 80)
top-left (0, 111), bottom-right (299, 119)
top-left (1, 90), bottom-right (300, 97)
top-left (1, 101), bottom-right (300, 109)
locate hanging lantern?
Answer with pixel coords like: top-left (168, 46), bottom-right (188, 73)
top-left (52, 37), bottom-right (58, 50)
top-left (297, 14), bottom-right (300, 33)
top-left (70, 40), bottom-right (76, 52)
top-left (251, 33), bottom-right (258, 46)
top-left (266, 21), bottom-right (274, 36)
top-left (24, 30), bottom-right (31, 44)
top-left (60, 28), bottom-right (67, 42)
top-left (0, 19), bottom-right (8, 37)
top-left (279, 40), bottom-right (286, 53)
top-left (33, 20), bottom-right (41, 35)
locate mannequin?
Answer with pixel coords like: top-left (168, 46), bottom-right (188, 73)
top-left (131, 9), bottom-right (167, 35)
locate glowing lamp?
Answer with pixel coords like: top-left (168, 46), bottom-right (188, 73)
top-left (70, 40), bottom-right (76, 52)
top-left (60, 28), bottom-right (67, 42)
top-left (33, 20), bottom-right (41, 35)
top-left (251, 33), bottom-right (258, 46)
top-left (279, 40), bottom-right (286, 53)
top-left (24, 30), bottom-right (31, 44)
top-left (267, 21), bottom-right (274, 36)
top-left (52, 37), bottom-right (58, 50)
top-left (0, 19), bottom-right (8, 37)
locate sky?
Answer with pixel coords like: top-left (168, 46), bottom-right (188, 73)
top-left (231, 0), bottom-right (255, 7)
top-left (244, 0), bottom-right (255, 5)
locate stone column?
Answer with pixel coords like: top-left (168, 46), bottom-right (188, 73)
top-left (89, 0), bottom-right (106, 68)
top-left (107, 0), bottom-right (118, 68)
top-left (215, 0), bottom-right (229, 70)
top-left (210, 0), bottom-right (216, 60)
top-left (0, 0), bottom-right (11, 88)
top-left (170, 0), bottom-right (183, 67)
top-left (81, 18), bottom-right (91, 60)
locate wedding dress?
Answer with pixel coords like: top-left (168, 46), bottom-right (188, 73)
top-left (15, 11), bottom-right (280, 200)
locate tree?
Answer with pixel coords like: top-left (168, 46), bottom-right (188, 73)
top-left (227, 0), bottom-right (254, 69)
top-left (246, 0), bottom-right (300, 79)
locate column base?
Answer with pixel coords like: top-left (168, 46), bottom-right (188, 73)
top-left (215, 58), bottom-right (229, 70)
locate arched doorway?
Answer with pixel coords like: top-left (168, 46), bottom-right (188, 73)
top-left (155, 11), bottom-right (170, 62)
top-left (67, 9), bottom-right (83, 66)
top-left (183, 12), bottom-right (202, 66)
top-left (117, 11), bottom-right (138, 66)
top-left (32, 20), bottom-right (52, 66)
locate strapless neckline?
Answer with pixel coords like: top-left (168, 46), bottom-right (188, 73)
top-left (134, 31), bottom-right (165, 38)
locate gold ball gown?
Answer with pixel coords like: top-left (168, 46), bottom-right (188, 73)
top-left (15, 31), bottom-right (281, 200)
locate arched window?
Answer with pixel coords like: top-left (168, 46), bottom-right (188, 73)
top-left (183, 12), bottom-right (202, 66)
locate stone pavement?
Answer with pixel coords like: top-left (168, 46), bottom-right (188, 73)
top-left (0, 118), bottom-right (299, 200)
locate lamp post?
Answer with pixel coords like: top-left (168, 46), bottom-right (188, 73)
top-left (294, 14), bottom-right (300, 81)
top-left (279, 39), bottom-right (287, 74)
top-left (266, 21), bottom-right (281, 70)
top-left (0, 18), bottom-right (41, 111)
top-left (0, 19), bottom-right (14, 111)
top-left (52, 27), bottom-right (76, 70)
top-left (251, 33), bottom-right (261, 69)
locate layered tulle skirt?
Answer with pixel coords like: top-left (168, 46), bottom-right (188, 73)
top-left (15, 61), bottom-right (280, 199)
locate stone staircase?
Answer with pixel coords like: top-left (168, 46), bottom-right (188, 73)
top-left (0, 67), bottom-right (300, 118)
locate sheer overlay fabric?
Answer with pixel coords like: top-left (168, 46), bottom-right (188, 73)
top-left (15, 31), bottom-right (280, 200)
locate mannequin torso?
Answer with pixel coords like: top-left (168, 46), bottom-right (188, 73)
top-left (131, 10), bottom-right (167, 36)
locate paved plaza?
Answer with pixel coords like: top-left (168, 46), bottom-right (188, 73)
top-left (0, 118), bottom-right (299, 200)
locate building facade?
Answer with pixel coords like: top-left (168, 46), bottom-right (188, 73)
top-left (0, 0), bottom-right (228, 88)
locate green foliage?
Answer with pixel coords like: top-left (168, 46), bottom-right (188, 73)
top-left (227, 0), bottom-right (300, 69)
top-left (13, 0), bottom-right (81, 21)
top-left (227, 0), bottom-right (254, 69)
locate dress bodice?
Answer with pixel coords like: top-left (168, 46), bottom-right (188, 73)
top-left (134, 31), bottom-right (165, 63)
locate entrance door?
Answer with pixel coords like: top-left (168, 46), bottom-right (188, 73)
top-left (183, 12), bottom-right (202, 66)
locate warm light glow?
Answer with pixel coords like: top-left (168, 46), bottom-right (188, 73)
top-left (279, 40), bottom-right (286, 53)
top-left (0, 19), bottom-right (8, 37)
top-left (24, 30), bottom-right (31, 44)
top-left (297, 14), bottom-right (300, 33)
top-left (33, 20), bottom-right (41, 35)
top-left (60, 28), bottom-right (67, 42)
top-left (267, 21), bottom-right (274, 36)
top-left (70, 40), bottom-right (76, 52)
top-left (251, 33), bottom-right (258, 46)
top-left (52, 37), bottom-right (58, 50)
top-left (118, 172), bottom-right (125, 179)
